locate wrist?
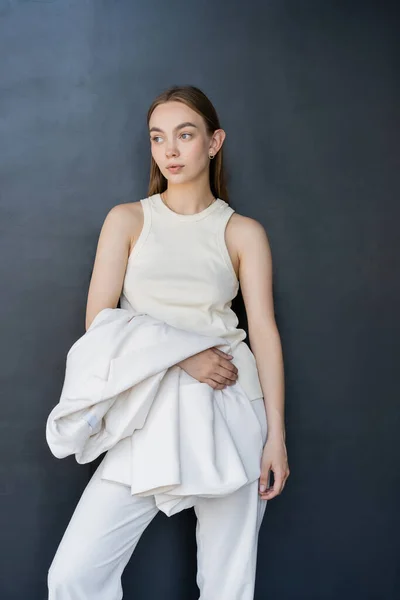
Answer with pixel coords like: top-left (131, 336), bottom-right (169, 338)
top-left (266, 428), bottom-right (286, 443)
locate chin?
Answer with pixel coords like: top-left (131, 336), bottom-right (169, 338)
top-left (166, 173), bottom-right (187, 181)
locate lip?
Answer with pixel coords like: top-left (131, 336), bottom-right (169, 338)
top-left (167, 165), bottom-right (184, 171)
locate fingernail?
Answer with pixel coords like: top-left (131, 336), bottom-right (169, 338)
top-left (260, 484), bottom-right (266, 492)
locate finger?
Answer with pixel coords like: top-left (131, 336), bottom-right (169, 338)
top-left (272, 471), bottom-right (285, 493)
top-left (258, 471), bottom-right (270, 494)
top-left (212, 369), bottom-right (238, 384)
top-left (280, 471), bottom-right (290, 492)
top-left (212, 347), bottom-right (233, 359)
top-left (259, 472), bottom-right (282, 498)
top-left (259, 481), bottom-right (280, 499)
top-left (216, 358), bottom-right (238, 376)
top-left (206, 377), bottom-right (234, 389)
top-left (259, 483), bottom-right (279, 500)
top-left (259, 491), bottom-right (277, 500)
top-left (219, 361), bottom-right (239, 377)
top-left (204, 378), bottom-right (228, 390)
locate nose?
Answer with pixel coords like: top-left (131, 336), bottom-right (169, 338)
top-left (165, 140), bottom-right (179, 158)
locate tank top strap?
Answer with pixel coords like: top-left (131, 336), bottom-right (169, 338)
top-left (128, 197), bottom-right (152, 263)
top-left (216, 203), bottom-right (235, 227)
top-left (215, 204), bottom-right (238, 283)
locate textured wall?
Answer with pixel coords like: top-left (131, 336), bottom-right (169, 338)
top-left (1, 1), bottom-right (399, 598)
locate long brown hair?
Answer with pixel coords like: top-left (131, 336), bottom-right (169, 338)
top-left (146, 85), bottom-right (229, 203)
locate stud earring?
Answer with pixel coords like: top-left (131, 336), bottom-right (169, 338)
top-left (209, 153), bottom-right (215, 159)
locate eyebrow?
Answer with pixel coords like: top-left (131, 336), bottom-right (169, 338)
top-left (149, 121), bottom-right (198, 134)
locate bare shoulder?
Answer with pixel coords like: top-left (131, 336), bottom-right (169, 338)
top-left (226, 210), bottom-right (269, 251)
top-left (106, 201), bottom-right (142, 225)
top-left (223, 210), bottom-right (270, 279)
top-left (105, 201), bottom-right (144, 252)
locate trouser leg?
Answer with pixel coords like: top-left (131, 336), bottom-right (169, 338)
top-left (194, 478), bottom-right (268, 600)
top-left (194, 398), bottom-right (269, 600)
top-left (47, 458), bottom-right (159, 600)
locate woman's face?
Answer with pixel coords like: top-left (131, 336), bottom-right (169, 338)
top-left (149, 101), bottom-right (223, 184)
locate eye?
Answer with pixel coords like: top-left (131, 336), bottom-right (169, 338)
top-left (151, 136), bottom-right (162, 143)
top-left (180, 133), bottom-right (192, 139)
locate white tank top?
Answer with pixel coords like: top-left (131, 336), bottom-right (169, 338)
top-left (119, 193), bottom-right (263, 400)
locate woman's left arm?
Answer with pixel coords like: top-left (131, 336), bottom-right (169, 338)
top-left (236, 215), bottom-right (290, 500)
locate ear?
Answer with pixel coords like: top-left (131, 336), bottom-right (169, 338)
top-left (210, 128), bottom-right (226, 155)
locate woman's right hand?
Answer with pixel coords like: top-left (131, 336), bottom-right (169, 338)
top-left (177, 348), bottom-right (238, 389)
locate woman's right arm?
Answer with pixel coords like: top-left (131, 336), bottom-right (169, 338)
top-left (85, 203), bottom-right (135, 331)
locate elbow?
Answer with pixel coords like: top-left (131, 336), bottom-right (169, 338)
top-left (85, 304), bottom-right (117, 332)
top-left (85, 315), bottom-right (93, 332)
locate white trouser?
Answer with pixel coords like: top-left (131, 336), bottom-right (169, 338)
top-left (47, 399), bottom-right (269, 600)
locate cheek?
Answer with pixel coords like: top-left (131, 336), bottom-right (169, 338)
top-left (184, 140), bottom-right (208, 164)
top-left (151, 146), bottom-right (163, 167)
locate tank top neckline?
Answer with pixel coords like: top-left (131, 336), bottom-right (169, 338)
top-left (153, 193), bottom-right (226, 222)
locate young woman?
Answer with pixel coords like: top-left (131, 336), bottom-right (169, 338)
top-left (48, 85), bottom-right (289, 599)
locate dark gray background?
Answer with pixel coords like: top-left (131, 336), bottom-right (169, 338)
top-left (1, 1), bottom-right (399, 599)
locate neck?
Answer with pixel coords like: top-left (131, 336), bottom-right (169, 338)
top-left (161, 182), bottom-right (215, 216)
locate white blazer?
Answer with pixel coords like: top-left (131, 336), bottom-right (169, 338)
top-left (46, 308), bottom-right (265, 516)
